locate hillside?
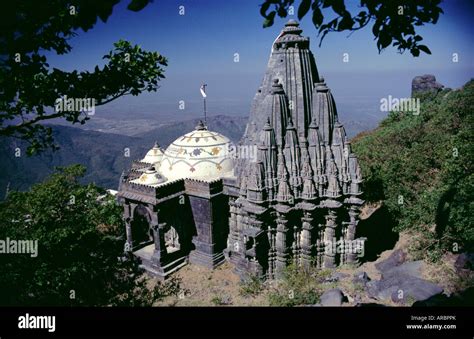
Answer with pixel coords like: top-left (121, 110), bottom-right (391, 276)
top-left (352, 80), bottom-right (474, 258)
top-left (0, 115), bottom-right (247, 196)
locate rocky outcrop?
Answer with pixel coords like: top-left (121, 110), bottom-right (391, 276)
top-left (411, 74), bottom-right (444, 96)
top-left (320, 288), bottom-right (345, 306)
top-left (366, 250), bottom-right (444, 304)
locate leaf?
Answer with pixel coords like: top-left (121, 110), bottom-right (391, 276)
top-left (411, 48), bottom-right (420, 57)
top-left (338, 14), bottom-right (354, 31)
top-left (378, 31), bottom-right (392, 49)
top-left (263, 11), bottom-right (276, 28)
top-left (331, 0), bottom-right (346, 15)
top-left (312, 7), bottom-right (323, 27)
top-left (418, 44), bottom-right (431, 55)
top-left (127, 0), bottom-right (149, 12)
top-left (298, 0), bottom-right (311, 20)
top-left (260, 1), bottom-right (271, 16)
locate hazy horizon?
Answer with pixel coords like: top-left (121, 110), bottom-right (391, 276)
top-left (43, 0), bottom-right (473, 135)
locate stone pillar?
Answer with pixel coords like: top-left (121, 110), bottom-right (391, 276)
top-left (267, 225), bottom-right (276, 280)
top-left (291, 225), bottom-right (299, 266)
top-left (275, 213), bottom-right (288, 278)
top-left (125, 218), bottom-right (133, 251)
top-left (345, 207), bottom-right (359, 264)
top-left (123, 202), bottom-right (133, 251)
top-left (151, 222), bottom-right (167, 266)
top-left (323, 210), bottom-right (337, 268)
top-left (300, 211), bottom-right (314, 269)
top-left (226, 200), bottom-right (239, 257)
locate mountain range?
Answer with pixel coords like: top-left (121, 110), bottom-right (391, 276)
top-left (0, 115), bottom-right (247, 197)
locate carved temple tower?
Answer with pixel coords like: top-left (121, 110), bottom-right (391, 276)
top-left (227, 20), bottom-right (365, 279)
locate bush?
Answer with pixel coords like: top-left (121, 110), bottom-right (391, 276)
top-left (267, 264), bottom-right (327, 306)
top-left (0, 165), bottom-right (178, 306)
top-left (352, 80), bottom-right (474, 259)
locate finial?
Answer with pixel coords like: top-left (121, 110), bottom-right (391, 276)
top-left (153, 140), bottom-right (160, 148)
top-left (195, 120), bottom-right (207, 131)
top-left (286, 19), bottom-right (299, 26)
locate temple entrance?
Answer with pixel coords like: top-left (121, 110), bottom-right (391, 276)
top-left (131, 205), bottom-right (153, 249)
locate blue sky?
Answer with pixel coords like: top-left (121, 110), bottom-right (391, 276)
top-left (46, 0), bottom-right (474, 125)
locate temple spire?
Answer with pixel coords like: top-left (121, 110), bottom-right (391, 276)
top-left (311, 77), bottom-right (338, 145)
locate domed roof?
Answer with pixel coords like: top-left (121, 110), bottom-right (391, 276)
top-left (141, 141), bottom-right (164, 165)
top-left (131, 166), bottom-right (166, 186)
top-left (159, 121), bottom-right (234, 181)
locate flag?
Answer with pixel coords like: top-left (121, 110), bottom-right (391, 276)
top-left (200, 84), bottom-right (207, 98)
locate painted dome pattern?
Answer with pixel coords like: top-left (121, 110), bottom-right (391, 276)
top-left (159, 121), bottom-right (234, 180)
top-left (141, 141), bottom-right (164, 165)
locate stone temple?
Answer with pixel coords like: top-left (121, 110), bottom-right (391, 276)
top-left (117, 20), bottom-right (365, 279)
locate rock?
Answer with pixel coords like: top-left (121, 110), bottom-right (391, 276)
top-left (375, 249), bottom-right (407, 273)
top-left (320, 288), bottom-right (345, 306)
top-left (412, 74), bottom-right (444, 96)
top-left (221, 295), bottom-right (232, 305)
top-left (454, 252), bottom-right (474, 271)
top-left (353, 271), bottom-right (371, 285)
top-left (368, 274), bottom-right (443, 303)
top-left (381, 260), bottom-right (424, 279)
top-left (413, 287), bottom-right (474, 307)
top-left (325, 272), bottom-right (349, 283)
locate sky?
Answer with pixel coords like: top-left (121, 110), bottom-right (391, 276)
top-left (46, 0), bottom-right (474, 126)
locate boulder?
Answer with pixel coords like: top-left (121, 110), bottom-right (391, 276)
top-left (353, 271), bottom-right (371, 285)
top-left (381, 260), bottom-right (424, 279)
top-left (454, 252), bottom-right (474, 271)
top-left (411, 74), bottom-right (444, 96)
top-left (320, 288), bottom-right (345, 306)
top-left (367, 274), bottom-right (443, 303)
top-left (375, 249), bottom-right (407, 273)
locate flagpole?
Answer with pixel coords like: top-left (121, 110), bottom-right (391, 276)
top-left (201, 84), bottom-right (207, 124)
top-left (204, 93), bottom-right (207, 124)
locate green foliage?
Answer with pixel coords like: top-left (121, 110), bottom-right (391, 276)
top-left (260, 0), bottom-right (443, 56)
top-left (352, 81), bottom-right (474, 258)
top-left (239, 274), bottom-right (265, 297)
top-left (0, 0), bottom-right (166, 154)
top-left (267, 264), bottom-right (328, 306)
top-left (0, 165), bottom-right (176, 306)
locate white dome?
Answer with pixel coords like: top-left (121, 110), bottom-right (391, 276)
top-left (141, 142), bottom-right (164, 166)
top-left (131, 167), bottom-right (166, 186)
top-left (159, 121), bottom-right (234, 181)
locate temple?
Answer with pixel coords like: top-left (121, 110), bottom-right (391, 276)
top-left (117, 20), bottom-right (365, 279)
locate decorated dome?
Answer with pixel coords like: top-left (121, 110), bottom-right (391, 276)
top-left (159, 121), bottom-right (234, 181)
top-left (141, 141), bottom-right (164, 166)
top-left (131, 166), bottom-right (166, 186)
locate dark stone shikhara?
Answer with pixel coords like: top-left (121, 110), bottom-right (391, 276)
top-left (118, 20), bottom-right (365, 279)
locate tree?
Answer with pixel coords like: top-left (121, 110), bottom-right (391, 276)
top-left (0, 165), bottom-right (180, 306)
top-left (259, 0), bottom-right (443, 57)
top-left (0, 0), bottom-right (166, 154)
